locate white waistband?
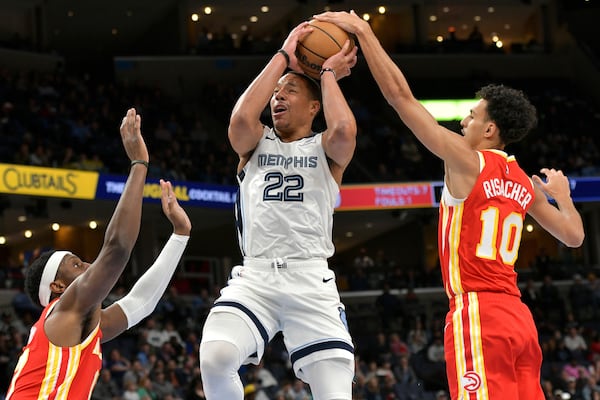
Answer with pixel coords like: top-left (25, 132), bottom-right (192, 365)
top-left (243, 257), bottom-right (327, 269)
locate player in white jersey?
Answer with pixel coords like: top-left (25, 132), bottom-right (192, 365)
top-left (199, 21), bottom-right (359, 400)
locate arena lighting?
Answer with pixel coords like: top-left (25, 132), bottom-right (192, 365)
top-left (420, 99), bottom-right (479, 121)
top-left (526, 224), bottom-right (534, 232)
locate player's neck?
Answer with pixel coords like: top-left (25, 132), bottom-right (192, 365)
top-left (275, 127), bottom-right (313, 142)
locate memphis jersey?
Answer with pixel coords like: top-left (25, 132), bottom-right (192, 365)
top-left (7, 299), bottom-right (103, 400)
top-left (439, 150), bottom-right (535, 298)
top-left (235, 127), bottom-right (338, 259)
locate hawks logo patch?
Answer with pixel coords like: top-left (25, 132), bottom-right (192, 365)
top-left (461, 371), bottom-right (482, 392)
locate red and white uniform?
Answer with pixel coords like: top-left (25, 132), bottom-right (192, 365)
top-left (6, 299), bottom-right (103, 400)
top-left (439, 150), bottom-right (543, 400)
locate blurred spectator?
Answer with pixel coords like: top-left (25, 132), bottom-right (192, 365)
top-left (354, 247), bottom-right (375, 269)
top-left (375, 283), bottom-right (402, 331)
top-left (91, 369), bottom-right (120, 400)
top-left (243, 383), bottom-right (257, 400)
top-left (122, 359), bottom-right (148, 389)
top-left (285, 379), bottom-right (311, 400)
top-left (406, 317), bottom-right (429, 354)
top-left (538, 275), bottom-right (566, 324)
top-left (136, 376), bottom-right (157, 400)
top-left (363, 376), bottom-right (383, 400)
top-left (393, 354), bottom-right (419, 386)
top-left (568, 274), bottom-right (593, 322)
top-left (563, 325), bottom-right (588, 362)
top-left (153, 369), bottom-right (178, 399)
top-left (122, 380), bottom-right (141, 400)
top-left (185, 376), bottom-right (206, 400)
top-left (534, 248), bottom-right (552, 279)
top-left (389, 332), bottom-right (410, 359)
top-left (426, 332), bottom-right (445, 364)
top-left (253, 361), bottom-right (279, 399)
top-left (561, 358), bottom-right (590, 383)
top-left (467, 26), bottom-right (484, 52)
top-left (587, 331), bottom-right (600, 363)
top-left (142, 317), bottom-right (168, 349)
top-left (349, 267), bottom-right (370, 291)
top-left (106, 348), bottom-right (132, 389)
top-left (435, 390), bottom-right (449, 400)
top-left (521, 279), bottom-right (541, 319)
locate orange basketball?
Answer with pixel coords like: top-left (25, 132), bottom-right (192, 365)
top-left (296, 20), bottom-right (355, 80)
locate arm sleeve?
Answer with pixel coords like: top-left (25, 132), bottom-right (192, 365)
top-left (115, 233), bottom-right (189, 329)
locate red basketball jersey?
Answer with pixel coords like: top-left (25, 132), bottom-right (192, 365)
top-left (6, 298), bottom-right (103, 400)
top-left (438, 150), bottom-right (535, 299)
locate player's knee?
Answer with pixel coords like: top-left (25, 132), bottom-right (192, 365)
top-left (199, 340), bottom-right (241, 376)
top-left (302, 358), bottom-right (354, 400)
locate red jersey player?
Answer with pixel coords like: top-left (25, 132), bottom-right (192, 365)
top-left (7, 109), bottom-right (191, 399)
top-left (315, 11), bottom-right (584, 400)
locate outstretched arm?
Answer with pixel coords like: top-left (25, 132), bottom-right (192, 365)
top-left (101, 179), bottom-right (192, 342)
top-left (228, 21), bottom-right (313, 163)
top-left (59, 108), bottom-right (149, 317)
top-left (314, 11), bottom-right (479, 176)
top-left (528, 168), bottom-right (584, 248)
top-left (320, 40), bottom-right (359, 185)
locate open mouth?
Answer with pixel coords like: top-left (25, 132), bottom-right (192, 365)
top-left (272, 104), bottom-right (287, 117)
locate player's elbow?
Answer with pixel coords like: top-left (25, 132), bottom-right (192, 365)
top-left (101, 239), bottom-right (133, 261)
top-left (228, 112), bottom-right (251, 134)
top-left (329, 119), bottom-right (356, 139)
top-left (565, 230), bottom-right (585, 248)
top-left (561, 225), bottom-right (585, 248)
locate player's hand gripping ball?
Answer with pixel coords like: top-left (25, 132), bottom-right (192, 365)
top-left (296, 20), bottom-right (355, 80)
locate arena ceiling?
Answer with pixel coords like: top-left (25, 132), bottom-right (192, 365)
top-left (0, 0), bottom-right (546, 56)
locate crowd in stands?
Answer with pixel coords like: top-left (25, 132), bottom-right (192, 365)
top-left (2, 267), bottom-right (600, 399)
top-left (1, 66), bottom-right (599, 187)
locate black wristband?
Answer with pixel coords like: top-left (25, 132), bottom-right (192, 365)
top-left (277, 49), bottom-right (290, 68)
top-left (320, 67), bottom-right (337, 80)
top-left (130, 159), bottom-right (149, 168)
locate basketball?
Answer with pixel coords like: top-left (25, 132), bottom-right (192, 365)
top-left (296, 20), bottom-right (355, 80)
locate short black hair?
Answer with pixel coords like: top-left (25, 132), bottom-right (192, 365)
top-left (476, 84), bottom-right (537, 145)
top-left (287, 71), bottom-right (322, 102)
top-left (24, 250), bottom-right (55, 308)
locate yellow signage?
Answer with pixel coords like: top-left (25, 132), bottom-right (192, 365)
top-left (143, 182), bottom-right (190, 201)
top-left (0, 163), bottom-right (99, 199)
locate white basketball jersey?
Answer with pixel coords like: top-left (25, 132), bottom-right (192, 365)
top-left (235, 127), bottom-right (338, 259)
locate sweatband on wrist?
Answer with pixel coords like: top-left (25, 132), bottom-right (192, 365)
top-left (277, 49), bottom-right (290, 68)
top-left (39, 251), bottom-right (72, 307)
top-left (130, 160), bottom-right (149, 168)
top-left (320, 67), bottom-right (336, 80)
top-left (115, 233), bottom-right (189, 329)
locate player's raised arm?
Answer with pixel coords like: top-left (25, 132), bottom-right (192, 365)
top-left (314, 11), bottom-right (479, 176)
top-left (58, 108), bottom-right (149, 317)
top-left (320, 39), bottom-right (358, 184)
top-left (228, 22), bottom-right (313, 161)
top-left (102, 179), bottom-right (191, 342)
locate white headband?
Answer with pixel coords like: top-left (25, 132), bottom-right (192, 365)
top-left (38, 251), bottom-right (72, 307)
